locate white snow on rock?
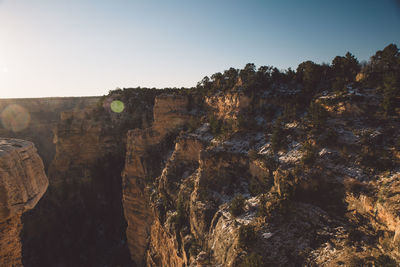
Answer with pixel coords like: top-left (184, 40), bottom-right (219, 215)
top-left (262, 232), bottom-right (274, 239)
top-left (278, 141), bottom-right (302, 164)
top-left (259, 143), bottom-right (271, 154)
top-left (285, 122), bottom-right (298, 129)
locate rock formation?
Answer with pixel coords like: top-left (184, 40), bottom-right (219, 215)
top-left (121, 87), bottom-right (400, 266)
top-left (0, 97), bottom-right (100, 169)
top-left (20, 89), bottom-right (159, 266)
top-left (1, 44), bottom-right (399, 266)
top-left (0, 139), bottom-right (48, 267)
top-left (122, 94), bottom-right (191, 266)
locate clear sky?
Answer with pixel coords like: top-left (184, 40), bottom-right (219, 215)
top-left (0, 0), bottom-right (399, 98)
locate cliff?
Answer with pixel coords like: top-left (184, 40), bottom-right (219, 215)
top-left (0, 97), bottom-right (100, 169)
top-left (122, 94), bottom-right (192, 265)
top-left (0, 80), bottom-right (398, 266)
top-left (20, 89), bottom-right (160, 266)
top-left (122, 88), bottom-right (400, 266)
top-left (0, 139), bottom-right (48, 267)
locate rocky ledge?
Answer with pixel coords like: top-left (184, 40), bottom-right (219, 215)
top-left (0, 138), bottom-right (48, 267)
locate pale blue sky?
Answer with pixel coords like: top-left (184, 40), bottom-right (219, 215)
top-left (0, 0), bottom-right (399, 98)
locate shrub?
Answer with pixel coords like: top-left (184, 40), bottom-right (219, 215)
top-left (249, 175), bottom-right (273, 196)
top-left (360, 148), bottom-right (393, 171)
top-left (208, 114), bottom-right (222, 136)
top-left (174, 195), bottom-right (186, 229)
top-left (262, 105), bottom-right (276, 121)
top-left (250, 176), bottom-right (274, 196)
top-left (308, 102), bottom-right (327, 130)
top-left (187, 117), bottom-right (201, 132)
top-left (374, 255), bottom-right (397, 267)
top-left (221, 119), bottom-right (234, 136)
top-left (248, 149), bottom-right (259, 161)
top-left (230, 194), bottom-right (245, 217)
top-left (256, 194), bottom-right (268, 217)
top-left (348, 256), bottom-right (365, 267)
top-left (301, 141), bottom-right (317, 166)
top-left (271, 116), bottom-right (286, 152)
top-left (238, 224), bottom-right (256, 248)
top-left (238, 114), bottom-right (259, 131)
top-left (262, 153), bottom-right (278, 172)
top-left (283, 103), bottom-right (297, 122)
top-left (188, 241), bottom-right (200, 257)
top-left (320, 128), bottom-right (338, 146)
top-left (382, 73), bottom-right (400, 116)
top-left (274, 169), bottom-right (295, 201)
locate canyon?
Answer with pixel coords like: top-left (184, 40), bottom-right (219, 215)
top-left (0, 82), bottom-right (399, 266)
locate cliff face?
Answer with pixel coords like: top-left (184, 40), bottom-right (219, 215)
top-left (0, 85), bottom-right (398, 266)
top-left (122, 94), bottom-right (191, 266)
top-left (122, 93), bottom-right (253, 266)
top-left (122, 88), bottom-right (400, 266)
top-left (205, 92), bottom-right (251, 120)
top-left (0, 97), bottom-right (100, 169)
top-left (0, 139), bottom-right (48, 267)
top-left (21, 90), bottom-right (159, 266)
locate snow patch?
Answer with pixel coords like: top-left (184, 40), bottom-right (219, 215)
top-left (262, 232), bottom-right (274, 239)
top-left (278, 141), bottom-right (302, 164)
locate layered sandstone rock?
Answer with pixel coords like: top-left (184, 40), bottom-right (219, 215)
top-left (122, 94), bottom-right (191, 266)
top-left (122, 92), bottom-right (261, 266)
top-left (22, 90), bottom-right (158, 266)
top-left (205, 92), bottom-right (251, 120)
top-left (121, 87), bottom-right (400, 266)
top-left (0, 139), bottom-right (48, 267)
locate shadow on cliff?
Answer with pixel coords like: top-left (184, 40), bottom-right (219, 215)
top-left (21, 153), bottom-right (134, 267)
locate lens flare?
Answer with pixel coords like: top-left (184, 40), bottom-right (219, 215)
top-left (110, 100), bottom-right (125, 113)
top-left (1, 104), bottom-right (31, 132)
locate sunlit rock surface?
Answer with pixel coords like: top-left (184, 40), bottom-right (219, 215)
top-left (0, 139), bottom-right (48, 267)
top-left (122, 94), bottom-right (191, 266)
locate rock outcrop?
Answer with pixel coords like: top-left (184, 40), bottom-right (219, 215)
top-left (122, 94), bottom-right (191, 266)
top-left (205, 92), bottom-right (251, 120)
top-left (20, 90), bottom-right (161, 267)
top-left (0, 139), bottom-right (48, 267)
top-left (0, 65), bottom-right (398, 266)
top-left (120, 85), bottom-right (400, 266)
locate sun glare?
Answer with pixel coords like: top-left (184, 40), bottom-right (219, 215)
top-left (0, 104), bottom-right (31, 132)
top-left (110, 100), bottom-right (125, 113)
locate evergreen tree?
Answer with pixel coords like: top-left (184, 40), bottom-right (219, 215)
top-left (296, 60), bottom-right (322, 95)
top-left (383, 73), bottom-right (400, 115)
top-left (271, 116), bottom-right (285, 152)
top-left (331, 52), bottom-right (360, 91)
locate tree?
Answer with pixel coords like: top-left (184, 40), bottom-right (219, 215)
top-left (331, 52), bottom-right (360, 91)
top-left (271, 116), bottom-right (285, 152)
top-left (296, 60), bottom-right (323, 95)
top-left (308, 102), bottom-right (327, 130)
top-left (240, 63), bottom-right (257, 92)
top-left (383, 72), bottom-right (400, 115)
top-left (223, 67), bottom-right (239, 90)
top-left (364, 44), bottom-right (400, 87)
top-left (230, 194), bottom-right (245, 217)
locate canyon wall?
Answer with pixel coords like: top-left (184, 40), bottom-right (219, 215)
top-left (122, 94), bottom-right (191, 266)
top-left (1, 86), bottom-right (399, 266)
top-left (0, 139), bottom-right (48, 267)
top-left (122, 93), bottom-right (257, 266)
top-left (20, 89), bottom-right (161, 266)
top-left (121, 89), bottom-right (400, 266)
top-left (0, 97), bottom-right (100, 169)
